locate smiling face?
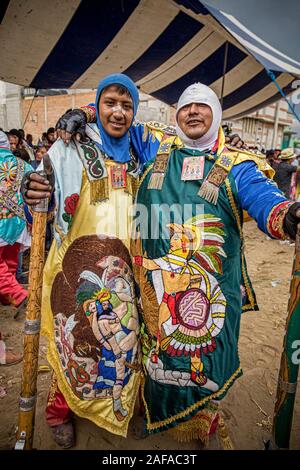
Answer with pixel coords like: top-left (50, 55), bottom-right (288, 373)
top-left (98, 85), bottom-right (134, 138)
top-left (177, 102), bottom-right (213, 140)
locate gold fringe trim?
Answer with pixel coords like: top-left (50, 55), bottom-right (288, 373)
top-left (47, 373), bottom-right (58, 406)
top-left (225, 179), bottom-right (256, 310)
top-left (169, 427), bottom-right (209, 447)
top-left (143, 365), bottom-right (242, 431)
top-left (125, 174), bottom-right (140, 199)
top-left (198, 152), bottom-right (237, 204)
top-left (90, 177), bottom-right (109, 204)
top-left (218, 415), bottom-right (234, 450)
top-left (167, 403), bottom-right (219, 447)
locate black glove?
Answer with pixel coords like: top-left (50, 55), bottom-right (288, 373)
top-left (55, 108), bottom-right (87, 140)
top-left (283, 202), bottom-right (300, 240)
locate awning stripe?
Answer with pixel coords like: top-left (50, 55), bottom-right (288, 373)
top-left (209, 56), bottom-right (264, 98)
top-left (222, 70), bottom-right (281, 110)
top-left (31, 0), bottom-right (140, 88)
top-left (151, 42), bottom-right (246, 104)
top-left (220, 10), bottom-right (300, 68)
top-left (124, 11), bottom-right (203, 82)
top-left (205, 4), bottom-right (300, 74)
top-left (72, 0), bottom-right (179, 89)
top-left (222, 73), bottom-right (294, 119)
top-left (0, 0), bottom-right (298, 120)
top-left (228, 81), bottom-right (295, 120)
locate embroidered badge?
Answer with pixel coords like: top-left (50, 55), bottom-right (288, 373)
top-left (181, 157), bottom-right (204, 181)
top-left (111, 164), bottom-right (127, 189)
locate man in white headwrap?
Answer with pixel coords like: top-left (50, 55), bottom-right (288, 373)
top-left (131, 83), bottom-right (300, 446)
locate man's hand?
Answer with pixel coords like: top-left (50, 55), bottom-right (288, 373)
top-left (225, 133), bottom-right (246, 149)
top-left (22, 173), bottom-right (52, 205)
top-left (21, 154), bottom-right (55, 205)
top-left (55, 109), bottom-right (87, 145)
top-left (283, 203), bottom-right (300, 240)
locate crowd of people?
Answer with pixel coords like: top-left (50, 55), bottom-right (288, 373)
top-left (0, 126), bottom-right (57, 166)
top-left (0, 127), bottom-right (56, 367)
top-left (1, 75), bottom-right (300, 450)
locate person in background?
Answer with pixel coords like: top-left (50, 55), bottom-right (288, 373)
top-left (45, 127), bottom-right (56, 149)
top-left (273, 148), bottom-right (300, 198)
top-left (0, 131), bottom-right (31, 365)
top-left (31, 145), bottom-right (47, 170)
top-left (8, 129), bottom-right (32, 163)
top-left (26, 133), bottom-right (34, 148)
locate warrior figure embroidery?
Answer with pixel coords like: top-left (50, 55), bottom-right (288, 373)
top-left (134, 214), bottom-right (226, 387)
top-left (53, 252), bottom-right (139, 423)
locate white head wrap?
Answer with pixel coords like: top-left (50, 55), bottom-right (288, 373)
top-left (0, 131), bottom-right (10, 149)
top-left (175, 83), bottom-right (222, 151)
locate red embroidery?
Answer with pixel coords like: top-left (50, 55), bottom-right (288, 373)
top-left (267, 201), bottom-right (292, 239)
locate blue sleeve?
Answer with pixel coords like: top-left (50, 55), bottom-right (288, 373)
top-left (232, 161), bottom-right (288, 235)
top-left (130, 123), bottom-right (160, 165)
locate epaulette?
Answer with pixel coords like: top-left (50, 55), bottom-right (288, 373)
top-left (225, 145), bottom-right (274, 179)
top-left (226, 145), bottom-right (266, 160)
top-left (146, 121), bottom-right (177, 136)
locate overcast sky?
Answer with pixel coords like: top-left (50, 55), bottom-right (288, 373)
top-left (204, 0), bottom-right (300, 61)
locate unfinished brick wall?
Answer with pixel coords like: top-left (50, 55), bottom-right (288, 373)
top-left (22, 92), bottom-right (96, 143)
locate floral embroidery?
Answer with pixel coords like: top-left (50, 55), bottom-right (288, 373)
top-left (62, 193), bottom-right (79, 229)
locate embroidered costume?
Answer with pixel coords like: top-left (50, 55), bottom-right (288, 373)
top-left (0, 134), bottom-right (31, 307)
top-left (131, 84), bottom-right (291, 443)
top-left (31, 75), bottom-right (160, 437)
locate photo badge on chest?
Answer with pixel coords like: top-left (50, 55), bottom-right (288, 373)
top-left (111, 163), bottom-right (127, 189)
top-left (181, 156), bottom-right (204, 181)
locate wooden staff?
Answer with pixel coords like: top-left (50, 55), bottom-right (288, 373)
top-left (272, 225), bottom-right (300, 449)
top-left (15, 159), bottom-right (52, 450)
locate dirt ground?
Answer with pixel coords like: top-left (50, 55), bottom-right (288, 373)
top-left (0, 221), bottom-right (299, 450)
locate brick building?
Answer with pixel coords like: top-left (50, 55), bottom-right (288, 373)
top-left (0, 84), bottom-right (291, 150)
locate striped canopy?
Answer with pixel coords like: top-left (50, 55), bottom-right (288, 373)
top-left (1, 0), bottom-right (299, 119)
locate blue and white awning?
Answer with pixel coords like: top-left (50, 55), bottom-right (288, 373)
top-left (0, 0), bottom-right (299, 119)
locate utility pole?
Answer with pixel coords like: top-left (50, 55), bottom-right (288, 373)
top-left (272, 101), bottom-right (280, 148)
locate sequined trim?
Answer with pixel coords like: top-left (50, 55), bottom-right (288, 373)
top-left (266, 201), bottom-right (292, 239)
top-left (81, 105), bottom-right (96, 123)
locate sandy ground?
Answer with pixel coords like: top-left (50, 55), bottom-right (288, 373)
top-left (0, 221), bottom-right (299, 450)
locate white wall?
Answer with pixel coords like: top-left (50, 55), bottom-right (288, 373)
top-left (0, 81), bottom-right (22, 131)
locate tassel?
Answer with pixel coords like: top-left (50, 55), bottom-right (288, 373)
top-left (198, 165), bottom-right (229, 204)
top-left (198, 180), bottom-right (219, 204)
top-left (147, 173), bottom-right (165, 190)
top-left (217, 416), bottom-right (234, 450)
top-left (147, 152), bottom-right (171, 190)
top-left (125, 174), bottom-right (140, 198)
top-left (90, 178), bottom-right (109, 204)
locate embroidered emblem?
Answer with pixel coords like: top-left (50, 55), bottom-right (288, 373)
top-left (110, 164), bottom-right (127, 189)
top-left (147, 135), bottom-right (176, 190)
top-left (198, 151), bottom-right (237, 205)
top-left (181, 157), bottom-right (204, 181)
